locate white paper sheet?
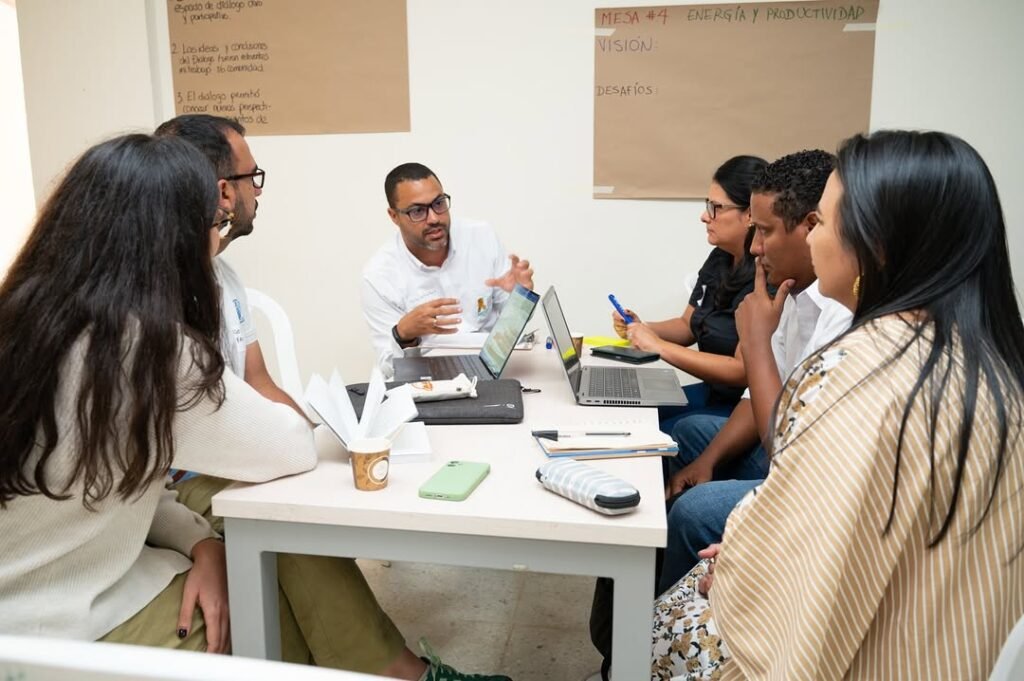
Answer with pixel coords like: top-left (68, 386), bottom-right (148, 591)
top-left (367, 383), bottom-right (419, 439)
top-left (306, 367), bottom-right (431, 462)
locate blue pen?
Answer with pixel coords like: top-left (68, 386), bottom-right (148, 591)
top-left (608, 294), bottom-right (634, 324)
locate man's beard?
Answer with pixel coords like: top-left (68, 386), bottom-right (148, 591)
top-left (225, 200), bottom-right (256, 243)
top-left (418, 223), bottom-right (449, 251)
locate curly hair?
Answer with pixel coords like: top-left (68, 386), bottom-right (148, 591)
top-left (751, 149), bottom-right (835, 231)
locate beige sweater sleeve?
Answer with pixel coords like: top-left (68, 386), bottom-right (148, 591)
top-left (147, 482), bottom-right (220, 556)
top-left (143, 341), bottom-right (317, 557)
top-left (172, 365), bottom-right (318, 482)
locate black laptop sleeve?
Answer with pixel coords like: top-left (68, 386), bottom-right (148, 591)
top-left (346, 378), bottom-right (524, 425)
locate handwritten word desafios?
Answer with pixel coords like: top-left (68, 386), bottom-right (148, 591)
top-left (595, 83), bottom-right (656, 97)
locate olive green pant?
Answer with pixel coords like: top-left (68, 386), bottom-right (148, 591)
top-left (100, 475), bottom-right (406, 673)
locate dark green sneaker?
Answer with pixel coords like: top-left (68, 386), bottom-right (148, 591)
top-left (419, 638), bottom-right (512, 681)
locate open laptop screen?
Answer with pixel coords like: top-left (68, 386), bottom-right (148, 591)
top-left (479, 284), bottom-right (540, 378)
top-left (540, 287), bottom-right (582, 393)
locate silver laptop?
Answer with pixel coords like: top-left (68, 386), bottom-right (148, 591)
top-left (393, 284), bottom-right (540, 382)
top-left (540, 287), bottom-right (686, 407)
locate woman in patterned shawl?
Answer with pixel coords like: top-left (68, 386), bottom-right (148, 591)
top-left (650, 130), bottom-right (1024, 680)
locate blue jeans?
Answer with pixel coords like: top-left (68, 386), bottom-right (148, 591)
top-left (658, 412), bottom-right (770, 594)
top-left (657, 383), bottom-right (737, 436)
top-left (658, 479), bottom-right (761, 593)
top-left (666, 412), bottom-right (769, 480)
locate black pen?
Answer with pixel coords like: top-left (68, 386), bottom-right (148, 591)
top-left (532, 430), bottom-right (631, 441)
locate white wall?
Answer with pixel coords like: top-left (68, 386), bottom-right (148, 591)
top-left (16, 0), bottom-right (1024, 387)
top-left (0, 2), bottom-right (35, 274)
top-left (870, 0), bottom-right (1024, 294)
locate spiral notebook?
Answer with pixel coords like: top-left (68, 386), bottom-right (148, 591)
top-left (531, 420), bottom-right (677, 460)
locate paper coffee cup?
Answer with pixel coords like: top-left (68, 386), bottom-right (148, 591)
top-left (349, 437), bottom-right (390, 491)
top-left (570, 331), bottom-right (584, 357)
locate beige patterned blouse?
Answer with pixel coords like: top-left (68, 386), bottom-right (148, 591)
top-left (712, 315), bottom-right (1024, 680)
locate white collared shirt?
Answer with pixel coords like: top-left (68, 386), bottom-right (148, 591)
top-left (361, 217), bottom-right (511, 375)
top-left (743, 280), bottom-right (852, 397)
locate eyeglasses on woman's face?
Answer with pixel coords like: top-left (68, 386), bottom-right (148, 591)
top-left (704, 198), bottom-right (745, 220)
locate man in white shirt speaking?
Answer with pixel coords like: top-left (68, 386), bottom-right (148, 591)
top-left (362, 163), bottom-right (535, 375)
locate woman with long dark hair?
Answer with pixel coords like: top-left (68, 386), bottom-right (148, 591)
top-left (0, 133), bottom-right (317, 646)
top-left (616, 155), bottom-right (766, 429)
top-left (650, 130), bottom-right (1024, 679)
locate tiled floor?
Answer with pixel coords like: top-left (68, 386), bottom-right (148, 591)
top-left (358, 560), bottom-right (604, 681)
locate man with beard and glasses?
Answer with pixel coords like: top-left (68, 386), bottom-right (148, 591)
top-left (362, 162), bottom-right (536, 376)
top-left (155, 114), bottom-right (305, 419)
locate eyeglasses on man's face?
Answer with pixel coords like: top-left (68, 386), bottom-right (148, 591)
top-left (397, 193), bottom-right (451, 223)
top-left (224, 167), bottom-right (266, 189)
top-left (705, 198), bottom-right (744, 220)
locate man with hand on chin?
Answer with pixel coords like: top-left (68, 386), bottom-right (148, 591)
top-left (656, 149), bottom-right (852, 594)
top-left (362, 162), bottom-right (535, 376)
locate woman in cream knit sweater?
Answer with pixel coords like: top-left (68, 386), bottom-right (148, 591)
top-left (0, 134), bottom-right (317, 643)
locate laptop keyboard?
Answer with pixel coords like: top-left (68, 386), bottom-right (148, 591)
top-left (432, 354), bottom-right (485, 378)
top-left (588, 367), bottom-right (642, 399)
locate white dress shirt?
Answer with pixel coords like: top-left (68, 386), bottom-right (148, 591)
top-left (361, 218), bottom-right (511, 375)
top-left (743, 279), bottom-right (853, 397)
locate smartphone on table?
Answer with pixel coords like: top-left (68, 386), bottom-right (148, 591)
top-left (590, 345), bottom-right (660, 364)
top-left (418, 460), bottom-right (490, 501)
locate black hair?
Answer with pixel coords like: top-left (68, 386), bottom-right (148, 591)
top-left (777, 130), bottom-right (1024, 549)
top-left (155, 114), bottom-right (246, 178)
top-left (0, 134), bottom-right (225, 508)
top-left (384, 162), bottom-right (440, 209)
top-left (712, 155), bottom-right (767, 308)
top-left (751, 149), bottom-right (835, 230)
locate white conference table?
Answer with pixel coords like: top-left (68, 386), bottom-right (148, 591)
top-left (214, 343), bottom-right (680, 680)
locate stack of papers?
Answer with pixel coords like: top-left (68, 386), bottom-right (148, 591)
top-left (533, 424), bottom-right (677, 461)
top-left (305, 367), bottom-right (432, 463)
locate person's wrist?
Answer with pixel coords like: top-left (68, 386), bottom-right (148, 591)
top-left (392, 323), bottom-right (418, 348)
top-left (191, 536), bottom-right (223, 560)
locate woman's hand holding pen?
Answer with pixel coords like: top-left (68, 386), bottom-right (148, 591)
top-left (612, 309), bottom-right (641, 338)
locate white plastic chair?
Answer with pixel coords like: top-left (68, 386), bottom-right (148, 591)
top-left (683, 271), bottom-right (700, 304)
top-left (990, 612), bottom-right (1024, 681)
top-left (0, 634), bottom-right (393, 680)
top-left (245, 287), bottom-right (304, 403)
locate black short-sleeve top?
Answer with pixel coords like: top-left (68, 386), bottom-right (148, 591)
top-left (686, 248), bottom-right (754, 405)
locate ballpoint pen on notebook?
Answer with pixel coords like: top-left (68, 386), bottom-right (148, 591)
top-left (531, 430), bottom-right (631, 441)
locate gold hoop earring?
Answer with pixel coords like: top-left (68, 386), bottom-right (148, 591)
top-left (218, 211), bottom-right (235, 238)
top-left (852, 275), bottom-right (861, 299)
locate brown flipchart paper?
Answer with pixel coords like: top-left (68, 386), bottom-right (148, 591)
top-left (167, 0), bottom-right (410, 135)
top-left (594, 1), bottom-right (879, 199)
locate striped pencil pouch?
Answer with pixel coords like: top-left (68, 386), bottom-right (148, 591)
top-left (535, 459), bottom-right (641, 515)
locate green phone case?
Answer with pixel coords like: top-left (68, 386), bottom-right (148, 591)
top-left (418, 460), bottom-right (490, 501)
